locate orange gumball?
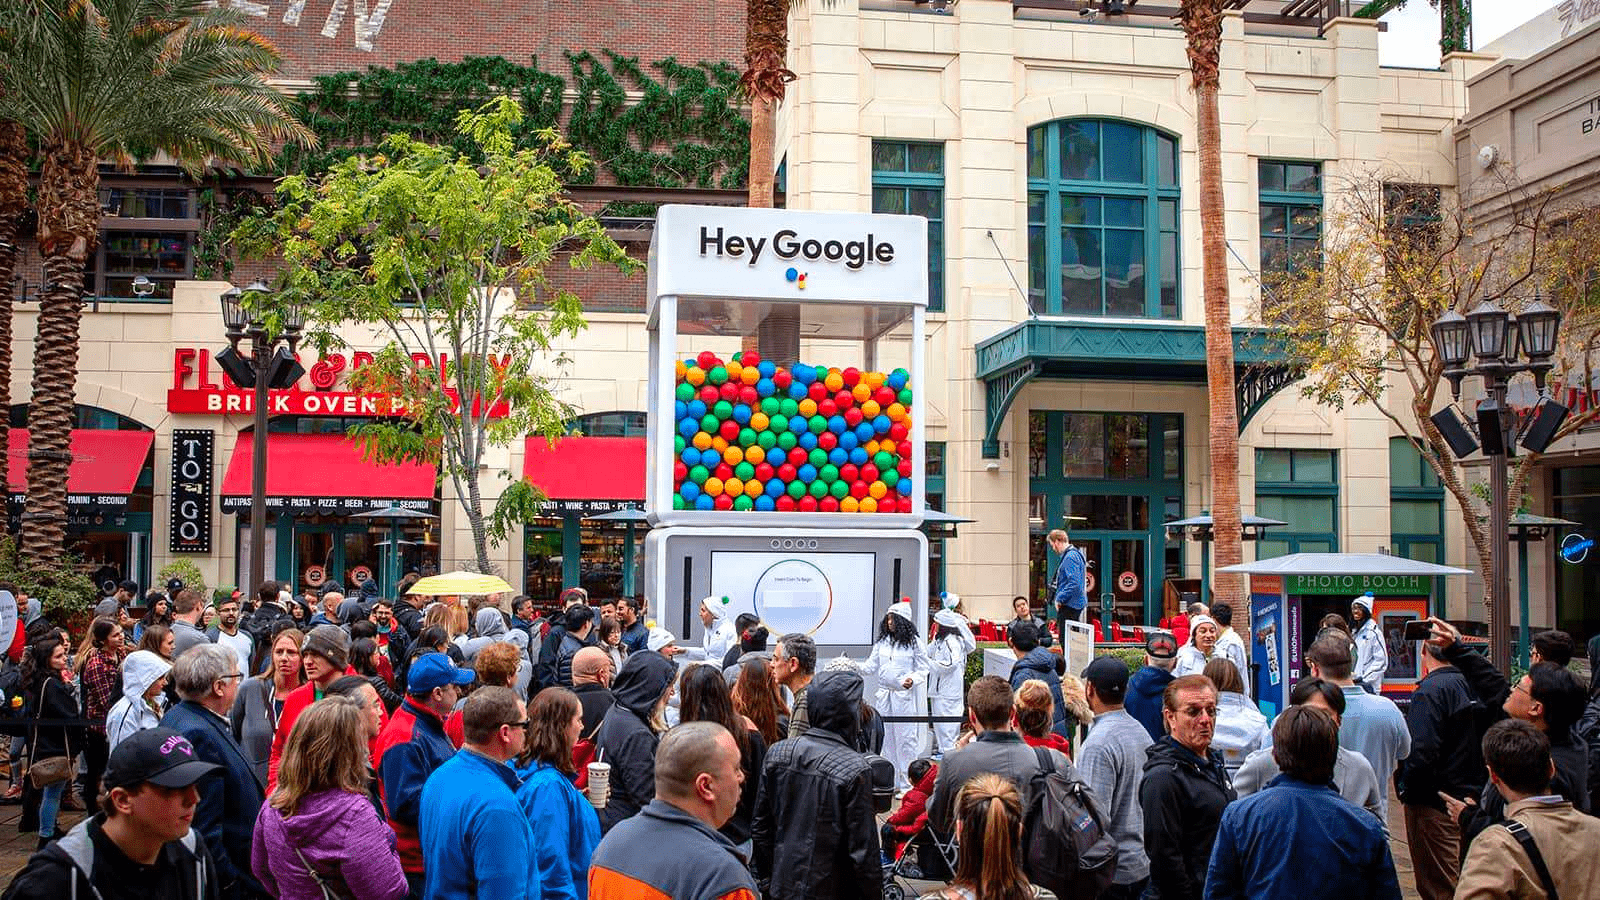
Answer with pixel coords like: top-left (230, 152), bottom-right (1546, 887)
top-left (887, 403), bottom-right (907, 422)
top-left (864, 440), bottom-right (880, 456)
top-left (859, 497), bottom-right (878, 513)
top-left (861, 400), bottom-right (882, 419)
top-left (869, 481), bottom-right (888, 500)
top-left (675, 360), bottom-right (687, 380)
top-left (879, 439), bottom-right (897, 456)
top-left (725, 361), bottom-right (743, 382)
top-left (824, 371), bottom-right (844, 392)
top-left (852, 383), bottom-right (872, 403)
top-left (704, 477), bottom-right (725, 497)
top-left (724, 477), bottom-right (744, 497)
top-left (840, 496), bottom-right (860, 513)
top-left (744, 479), bottom-right (763, 498)
top-left (691, 432), bottom-right (713, 451)
top-left (745, 445), bottom-right (766, 465)
top-left (797, 398), bottom-right (818, 418)
top-left (741, 366), bottom-right (760, 386)
top-left (750, 412), bottom-right (770, 432)
top-left (865, 371), bottom-right (886, 390)
top-left (686, 367), bottom-right (706, 387)
top-left (711, 437), bottom-right (729, 452)
top-left (723, 446), bottom-right (744, 466)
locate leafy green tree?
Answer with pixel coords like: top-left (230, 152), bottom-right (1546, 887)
top-left (241, 98), bottom-right (636, 574)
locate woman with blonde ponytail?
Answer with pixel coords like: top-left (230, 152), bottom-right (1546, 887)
top-left (936, 773), bottom-right (1039, 900)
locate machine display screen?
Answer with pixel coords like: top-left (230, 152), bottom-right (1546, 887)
top-left (710, 550), bottom-right (877, 646)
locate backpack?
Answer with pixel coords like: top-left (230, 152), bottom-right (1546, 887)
top-left (0, 663), bottom-right (29, 737)
top-left (1022, 746), bottom-right (1118, 899)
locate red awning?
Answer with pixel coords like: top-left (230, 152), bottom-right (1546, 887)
top-left (220, 432), bottom-right (437, 514)
top-left (7, 429), bottom-right (155, 504)
top-left (523, 436), bottom-right (645, 513)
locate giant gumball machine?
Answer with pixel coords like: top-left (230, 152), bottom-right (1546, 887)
top-left (643, 206), bottom-right (929, 656)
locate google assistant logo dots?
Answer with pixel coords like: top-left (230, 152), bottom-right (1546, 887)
top-left (785, 267), bottom-right (807, 289)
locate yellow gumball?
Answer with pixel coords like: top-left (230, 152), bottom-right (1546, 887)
top-left (879, 439), bottom-right (898, 457)
top-left (675, 360), bottom-right (687, 380)
top-left (745, 446), bottom-right (766, 465)
top-left (869, 481), bottom-right (888, 500)
top-left (750, 412), bottom-right (770, 431)
top-left (864, 440), bottom-right (880, 456)
top-left (887, 403), bottom-right (907, 422)
top-left (723, 446), bottom-right (744, 466)
top-left (859, 497), bottom-right (878, 513)
top-left (726, 360), bottom-right (743, 382)
top-left (865, 371), bottom-right (886, 390)
top-left (861, 400), bottom-right (882, 419)
top-left (744, 479), bottom-right (763, 498)
top-left (712, 437), bottom-right (729, 452)
top-left (840, 496), bottom-right (860, 513)
top-left (704, 477), bottom-right (724, 497)
top-left (725, 477), bottom-right (744, 497)
top-left (692, 432), bottom-right (713, 451)
top-left (686, 367), bottom-right (706, 387)
top-left (798, 398), bottom-right (818, 418)
top-left (741, 366), bottom-right (760, 386)
top-left (852, 383), bottom-right (872, 403)
top-left (824, 371), bottom-right (844, 392)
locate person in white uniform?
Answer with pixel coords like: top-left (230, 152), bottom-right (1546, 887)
top-left (698, 595), bottom-right (738, 666)
top-left (861, 600), bottom-right (930, 790)
top-left (927, 599), bottom-right (976, 755)
top-left (1173, 614), bottom-right (1218, 678)
top-left (1349, 592), bottom-right (1385, 693)
top-left (1210, 601), bottom-right (1249, 697)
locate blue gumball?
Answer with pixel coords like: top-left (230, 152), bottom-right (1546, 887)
top-left (677, 418), bottom-right (698, 438)
top-left (827, 415), bottom-right (847, 435)
top-left (758, 360), bottom-right (776, 378)
top-left (756, 378), bottom-right (776, 398)
top-left (788, 381), bottom-right (808, 400)
top-left (699, 448), bottom-right (721, 468)
top-left (897, 478), bottom-right (912, 494)
top-left (694, 494), bottom-right (715, 511)
top-left (873, 414), bottom-right (892, 434)
top-left (733, 404), bottom-right (752, 425)
top-left (798, 463), bottom-right (818, 483)
top-left (887, 370), bottom-right (908, 391)
top-left (755, 495), bottom-right (776, 511)
top-left (687, 399), bottom-right (708, 420)
top-left (764, 478), bottom-right (785, 497)
top-left (793, 364), bottom-right (816, 385)
top-left (675, 400), bottom-right (687, 420)
top-left (854, 422), bottom-right (875, 443)
top-left (680, 448), bottom-right (699, 466)
top-left (828, 447), bottom-right (848, 466)
top-left (681, 482), bottom-right (701, 502)
top-left (839, 431), bottom-right (859, 451)
top-left (849, 447), bottom-right (869, 466)
top-left (797, 432), bottom-right (819, 451)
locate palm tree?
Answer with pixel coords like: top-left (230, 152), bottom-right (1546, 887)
top-left (1181, 0), bottom-right (1244, 610)
top-left (0, 119), bottom-right (26, 416)
top-left (0, 0), bottom-right (312, 565)
top-left (742, 0), bottom-right (795, 208)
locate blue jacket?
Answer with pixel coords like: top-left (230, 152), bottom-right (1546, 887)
top-left (1009, 648), bottom-right (1069, 738)
top-left (1204, 775), bottom-right (1399, 900)
top-left (515, 759), bottom-right (602, 900)
top-left (1127, 665), bottom-right (1176, 742)
top-left (420, 748), bottom-right (539, 900)
top-left (161, 700), bottom-right (266, 900)
top-left (1052, 544), bottom-right (1087, 612)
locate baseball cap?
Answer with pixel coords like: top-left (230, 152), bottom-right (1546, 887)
top-left (166, 577), bottom-right (185, 594)
top-left (1081, 656), bottom-right (1130, 703)
top-left (103, 727), bottom-right (220, 791)
top-left (1146, 632), bottom-right (1178, 660)
top-left (406, 652), bottom-right (474, 694)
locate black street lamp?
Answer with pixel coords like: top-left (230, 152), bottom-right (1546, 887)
top-left (1429, 296), bottom-right (1567, 672)
top-left (216, 283), bottom-right (306, 597)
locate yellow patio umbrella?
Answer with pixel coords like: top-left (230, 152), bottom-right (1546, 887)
top-left (405, 571), bottom-right (515, 596)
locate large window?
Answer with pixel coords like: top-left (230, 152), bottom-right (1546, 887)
top-left (1389, 437), bottom-right (1443, 573)
top-left (1255, 448), bottom-right (1338, 558)
top-left (570, 411), bottom-right (647, 437)
top-left (1258, 161), bottom-right (1322, 277)
top-left (926, 441), bottom-right (946, 597)
top-left (1027, 120), bottom-right (1180, 318)
top-left (871, 141), bottom-right (944, 312)
top-left (85, 186), bottom-right (198, 301)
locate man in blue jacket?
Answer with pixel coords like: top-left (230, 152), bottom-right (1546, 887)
top-left (161, 644), bottom-right (265, 900)
top-left (1127, 633), bottom-right (1180, 741)
top-left (420, 687), bottom-right (539, 900)
top-left (1204, 705), bottom-right (1399, 900)
top-left (1048, 528), bottom-right (1087, 629)
top-left (1007, 622), bottom-right (1069, 738)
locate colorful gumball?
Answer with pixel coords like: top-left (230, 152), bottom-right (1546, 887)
top-left (689, 465), bottom-right (709, 485)
top-left (680, 448), bottom-right (698, 466)
top-left (776, 495), bottom-right (797, 511)
top-left (861, 464), bottom-right (880, 483)
top-left (695, 494), bottom-right (715, 510)
top-left (719, 382), bottom-right (739, 402)
top-left (874, 451), bottom-right (896, 471)
top-left (834, 391), bottom-right (854, 410)
top-left (827, 415), bottom-right (847, 435)
top-left (758, 360), bottom-right (776, 378)
top-left (827, 447), bottom-right (848, 467)
top-left (776, 431), bottom-right (798, 451)
top-left (898, 458), bottom-right (912, 477)
top-left (757, 431), bottom-right (778, 450)
top-left (873, 415), bottom-right (892, 435)
top-left (680, 482), bottom-right (700, 502)
top-left (696, 351), bottom-right (718, 369)
top-left (861, 400), bottom-right (881, 419)
top-left (793, 364), bottom-right (816, 386)
top-left (852, 383), bottom-right (872, 403)
top-left (676, 359), bottom-right (688, 380)
top-left (808, 480), bottom-right (829, 499)
top-left (879, 497), bottom-right (899, 513)
top-left (751, 412), bottom-right (770, 432)
top-left (881, 470), bottom-right (900, 489)
top-left (759, 397), bottom-right (780, 417)
top-left (755, 495), bottom-right (776, 511)
top-left (719, 420), bottom-right (740, 442)
top-left (721, 446), bottom-right (741, 466)
top-left (773, 369), bottom-right (792, 391)
top-left (897, 478), bottom-right (913, 495)
top-left (769, 414), bottom-right (789, 434)
top-left (797, 432), bottom-right (819, 451)
top-left (820, 496), bottom-right (840, 513)
top-left (879, 439), bottom-right (898, 457)
top-left (734, 461), bottom-right (755, 482)
top-left (714, 494), bottom-right (734, 511)
top-left (708, 365), bottom-right (728, 386)
top-left (778, 398), bottom-right (799, 418)
top-left (808, 415), bottom-right (827, 435)
top-left (787, 447), bottom-right (808, 467)
top-left (786, 480), bottom-right (807, 499)
top-left (676, 383), bottom-right (695, 403)
top-left (819, 464), bottom-right (839, 483)
top-left (674, 461), bottom-right (688, 482)
top-left (677, 418), bottom-right (698, 439)
top-left (841, 367), bottom-right (861, 388)
top-left (787, 381), bottom-right (808, 400)
top-left (849, 447), bottom-right (869, 466)
top-left (869, 481), bottom-right (888, 500)
top-left (797, 398), bottom-right (818, 418)
top-left (844, 408), bottom-right (865, 428)
top-left (818, 399), bottom-right (838, 418)
top-left (732, 495), bottom-right (754, 511)
top-left (840, 496), bottom-right (859, 513)
top-left (698, 385), bottom-right (718, 405)
top-left (755, 462), bottom-right (775, 482)
top-left (756, 377), bottom-right (776, 398)
top-left (714, 463), bottom-right (733, 481)
top-left (887, 403), bottom-right (907, 422)
top-left (818, 432), bottom-right (838, 451)
top-left (725, 360), bottom-right (742, 382)
top-left (797, 495), bottom-right (819, 513)
top-left (889, 422), bottom-right (908, 442)
top-left (824, 370), bottom-right (844, 392)
top-left (897, 387), bottom-right (913, 405)
top-left (704, 477), bottom-right (724, 497)
top-left (888, 368), bottom-right (909, 391)
top-left (686, 367), bottom-right (707, 387)
top-left (874, 387), bottom-right (896, 407)
top-left (746, 446), bottom-right (766, 466)
top-left (698, 448), bottom-right (720, 468)
top-left (738, 428), bottom-right (757, 447)
top-left (764, 478), bottom-right (785, 497)
top-left (692, 432), bottom-right (713, 451)
top-left (711, 436), bottom-right (729, 453)
top-left (840, 463), bottom-right (859, 483)
top-left (850, 480), bottom-right (869, 499)
top-left (777, 463), bottom-right (797, 483)
top-left (675, 434), bottom-right (686, 454)
top-left (673, 494), bottom-right (686, 510)
top-left (724, 477), bottom-right (744, 497)
top-left (798, 464), bottom-right (818, 483)
top-left (807, 382), bottom-right (828, 402)
top-left (742, 366), bottom-right (761, 387)
top-left (859, 497), bottom-right (878, 514)
top-left (712, 400), bottom-right (732, 420)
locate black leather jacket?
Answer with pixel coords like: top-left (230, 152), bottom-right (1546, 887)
top-left (1140, 736), bottom-right (1236, 900)
top-left (752, 670), bottom-right (882, 900)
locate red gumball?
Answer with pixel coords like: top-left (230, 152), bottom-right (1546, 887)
top-left (713, 494), bottom-right (735, 510)
top-left (743, 351), bottom-right (762, 368)
top-left (699, 385), bottom-right (719, 405)
top-left (776, 496), bottom-right (797, 511)
top-left (874, 387), bottom-right (897, 407)
top-left (879, 498), bottom-right (898, 513)
top-left (674, 461), bottom-right (688, 481)
top-left (842, 367), bottom-right (861, 388)
top-left (755, 463), bottom-right (776, 482)
top-left (834, 391), bottom-right (854, 410)
top-left (798, 495), bottom-right (819, 513)
top-left (850, 480), bottom-right (870, 499)
top-left (807, 382), bottom-right (828, 402)
top-left (819, 497), bottom-right (840, 513)
top-left (697, 351), bottom-right (719, 369)
top-left (817, 432), bottom-right (838, 451)
top-left (787, 447), bottom-right (809, 466)
top-left (898, 441), bottom-right (914, 458)
top-left (714, 463), bottom-right (734, 481)
top-left (777, 463), bottom-right (797, 482)
top-left (897, 459), bottom-right (912, 477)
top-left (818, 399), bottom-right (838, 418)
top-left (739, 386), bottom-right (759, 405)
top-left (843, 408), bottom-right (864, 427)
top-left (861, 464), bottom-right (880, 482)
top-left (840, 463), bottom-right (859, 483)
top-left (889, 422), bottom-right (909, 442)
top-left (716, 382), bottom-right (737, 402)
top-left (719, 420), bottom-right (740, 441)
top-left (773, 370), bottom-right (793, 390)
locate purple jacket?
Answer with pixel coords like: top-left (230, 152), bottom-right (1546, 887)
top-left (251, 787), bottom-right (408, 900)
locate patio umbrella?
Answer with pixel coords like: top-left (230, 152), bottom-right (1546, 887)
top-left (406, 570), bottom-right (515, 596)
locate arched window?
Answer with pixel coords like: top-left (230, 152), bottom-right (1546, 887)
top-left (1026, 119), bottom-right (1180, 318)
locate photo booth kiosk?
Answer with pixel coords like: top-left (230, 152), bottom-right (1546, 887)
top-left (642, 205), bottom-right (931, 656)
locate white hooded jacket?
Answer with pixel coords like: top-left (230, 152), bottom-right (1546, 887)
top-left (105, 650), bottom-right (171, 750)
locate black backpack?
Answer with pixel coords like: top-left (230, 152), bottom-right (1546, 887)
top-left (0, 664), bottom-right (29, 738)
top-left (1021, 746), bottom-right (1118, 899)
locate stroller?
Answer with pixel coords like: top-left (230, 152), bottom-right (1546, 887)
top-left (882, 820), bottom-right (958, 900)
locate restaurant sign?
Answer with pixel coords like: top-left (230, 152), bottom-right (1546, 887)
top-left (220, 495), bottom-right (434, 513)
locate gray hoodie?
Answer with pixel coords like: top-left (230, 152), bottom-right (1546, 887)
top-left (458, 608), bottom-right (509, 661)
top-left (104, 650), bottom-right (171, 750)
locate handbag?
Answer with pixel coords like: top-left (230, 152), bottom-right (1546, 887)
top-left (27, 684), bottom-right (75, 789)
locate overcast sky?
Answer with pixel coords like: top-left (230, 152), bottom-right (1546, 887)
top-left (1379, 0), bottom-right (1558, 67)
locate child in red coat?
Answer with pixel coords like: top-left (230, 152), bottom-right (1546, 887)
top-left (881, 758), bottom-right (937, 859)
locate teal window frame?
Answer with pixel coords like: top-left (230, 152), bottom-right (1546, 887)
top-left (870, 141), bottom-right (944, 312)
top-left (1389, 437), bottom-right (1444, 567)
top-left (1259, 160), bottom-right (1323, 277)
top-left (1254, 448), bottom-right (1339, 558)
top-left (1026, 119), bottom-right (1181, 319)
top-left (926, 441), bottom-right (947, 596)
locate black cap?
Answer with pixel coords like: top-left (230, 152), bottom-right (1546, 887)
top-left (166, 577), bottom-right (185, 594)
top-left (103, 727), bottom-right (220, 791)
top-left (1146, 632), bottom-right (1178, 660)
top-left (1081, 656), bottom-right (1130, 704)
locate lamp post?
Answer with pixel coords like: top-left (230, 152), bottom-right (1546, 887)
top-left (218, 283), bottom-right (305, 596)
top-left (1429, 297), bottom-right (1565, 672)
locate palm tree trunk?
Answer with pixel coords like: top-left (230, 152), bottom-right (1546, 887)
top-left (1183, 0), bottom-right (1244, 610)
top-left (22, 142), bottom-right (99, 566)
top-left (748, 95), bottom-right (776, 209)
top-left (0, 120), bottom-right (26, 417)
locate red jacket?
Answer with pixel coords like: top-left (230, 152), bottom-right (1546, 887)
top-left (1023, 731), bottom-right (1074, 759)
top-left (266, 667), bottom-right (376, 792)
top-left (887, 764), bottom-right (939, 837)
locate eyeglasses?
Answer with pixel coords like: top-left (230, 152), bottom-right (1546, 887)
top-left (217, 674), bottom-right (244, 682)
top-left (505, 720), bottom-right (530, 730)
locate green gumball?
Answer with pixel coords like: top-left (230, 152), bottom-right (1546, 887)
top-left (787, 480), bottom-right (807, 499)
top-left (808, 448), bottom-right (828, 467)
top-left (819, 464), bottom-right (839, 483)
top-left (881, 469), bottom-right (900, 488)
top-left (689, 465), bottom-right (709, 485)
top-left (708, 365), bottom-right (728, 386)
top-left (713, 400), bottom-right (733, 420)
top-left (808, 415), bottom-right (827, 435)
top-left (674, 435), bottom-right (686, 454)
top-left (675, 383), bottom-right (694, 403)
top-left (760, 397), bottom-right (780, 416)
top-left (897, 387), bottom-right (913, 405)
top-left (779, 398), bottom-right (800, 418)
top-left (757, 431), bottom-right (778, 450)
top-left (735, 462), bottom-right (756, 481)
top-left (829, 479), bottom-right (850, 500)
top-left (777, 432), bottom-right (799, 450)
top-left (808, 480), bottom-right (829, 499)
top-left (700, 414), bottom-right (719, 434)
top-left (738, 428), bottom-right (758, 447)
top-left (769, 414), bottom-right (789, 434)
top-left (874, 451), bottom-right (896, 471)
top-left (673, 494), bottom-right (686, 510)
top-left (732, 495), bottom-right (754, 511)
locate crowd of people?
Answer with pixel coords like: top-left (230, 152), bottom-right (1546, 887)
top-left (0, 568), bottom-right (1596, 900)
